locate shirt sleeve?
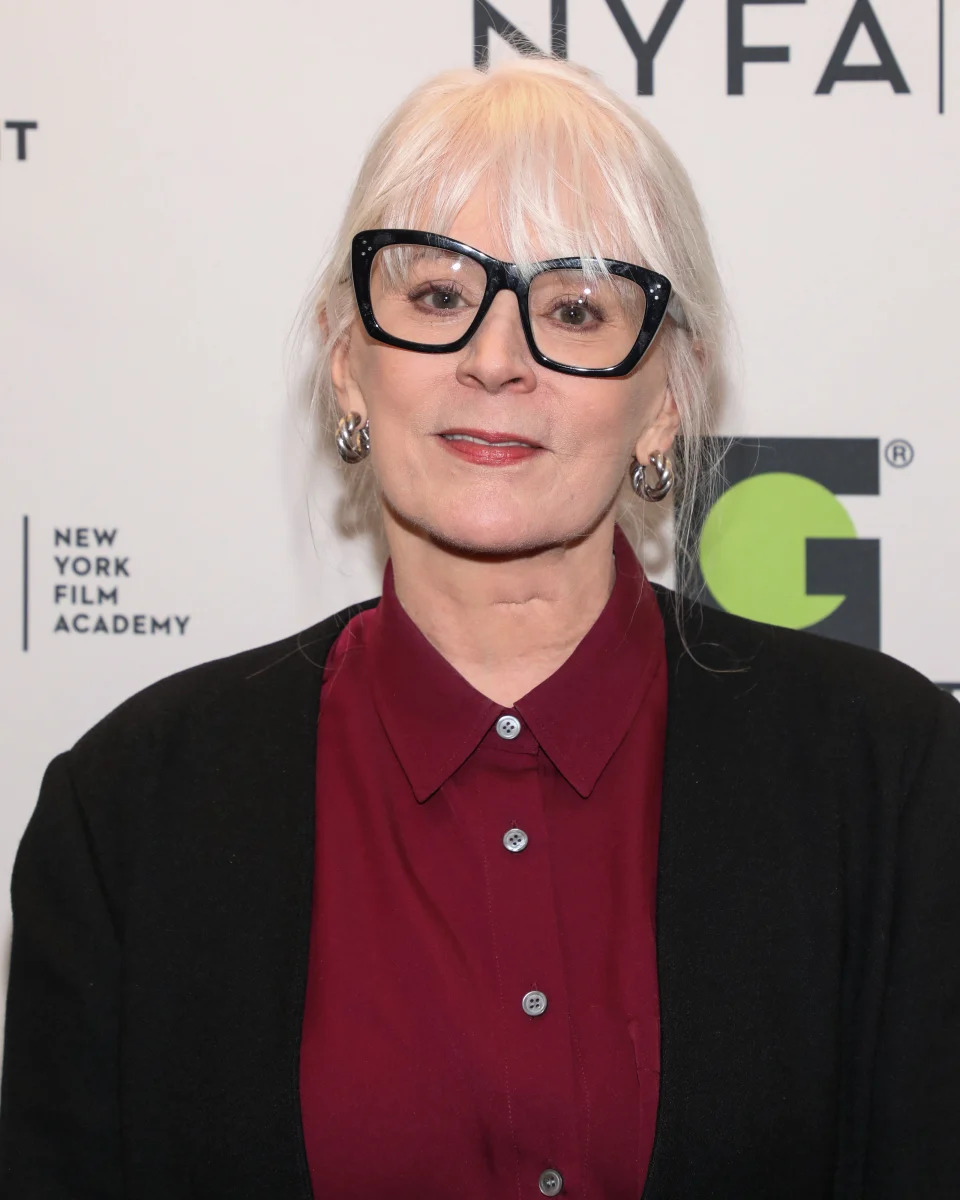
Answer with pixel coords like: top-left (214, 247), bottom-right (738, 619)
top-left (865, 690), bottom-right (960, 1196)
top-left (0, 752), bottom-right (124, 1199)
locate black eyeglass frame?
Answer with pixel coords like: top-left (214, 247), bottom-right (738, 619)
top-left (351, 229), bottom-right (675, 379)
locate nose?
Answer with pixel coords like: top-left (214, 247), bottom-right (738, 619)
top-left (455, 289), bottom-right (537, 394)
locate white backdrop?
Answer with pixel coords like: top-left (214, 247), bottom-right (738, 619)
top-left (1, 0), bottom-right (958, 1042)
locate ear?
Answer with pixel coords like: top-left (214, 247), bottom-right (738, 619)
top-left (634, 384), bottom-right (680, 465)
top-left (320, 310), bottom-right (368, 424)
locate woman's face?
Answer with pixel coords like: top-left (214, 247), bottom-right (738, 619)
top-left (330, 182), bottom-right (679, 556)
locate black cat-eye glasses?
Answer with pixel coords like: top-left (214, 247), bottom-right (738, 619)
top-left (351, 229), bottom-right (677, 379)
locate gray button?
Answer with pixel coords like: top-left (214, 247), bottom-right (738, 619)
top-left (539, 1168), bottom-right (564, 1195)
top-left (503, 827), bottom-right (529, 853)
top-left (495, 714), bottom-right (521, 740)
top-left (522, 989), bottom-right (548, 1017)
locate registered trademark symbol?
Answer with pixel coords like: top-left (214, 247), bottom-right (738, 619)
top-left (884, 439), bottom-right (914, 468)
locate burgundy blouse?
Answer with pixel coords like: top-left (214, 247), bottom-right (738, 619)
top-left (299, 525), bottom-right (667, 1198)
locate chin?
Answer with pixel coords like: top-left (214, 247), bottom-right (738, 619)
top-left (386, 495), bottom-right (603, 559)
top-left (431, 524), bottom-right (560, 558)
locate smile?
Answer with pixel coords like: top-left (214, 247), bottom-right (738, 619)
top-left (436, 432), bottom-right (544, 467)
top-left (441, 434), bottom-right (534, 447)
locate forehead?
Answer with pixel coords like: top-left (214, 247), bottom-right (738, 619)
top-left (413, 160), bottom-right (631, 267)
top-left (445, 185), bottom-right (522, 261)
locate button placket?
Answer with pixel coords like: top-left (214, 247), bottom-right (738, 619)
top-left (467, 712), bottom-right (578, 1194)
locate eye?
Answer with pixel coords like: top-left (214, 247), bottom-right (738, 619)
top-left (408, 282), bottom-right (467, 311)
top-left (546, 295), bottom-right (607, 328)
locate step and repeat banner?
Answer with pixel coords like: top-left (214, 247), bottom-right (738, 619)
top-left (1, 1), bottom-right (957, 1029)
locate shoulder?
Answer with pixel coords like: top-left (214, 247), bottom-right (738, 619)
top-left (66, 597), bottom-right (381, 783)
top-left (655, 585), bottom-right (957, 771)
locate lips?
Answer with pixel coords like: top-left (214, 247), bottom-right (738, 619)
top-left (438, 428), bottom-right (543, 448)
top-left (437, 431), bottom-right (544, 467)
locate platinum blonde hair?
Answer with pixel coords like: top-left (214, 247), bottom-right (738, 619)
top-left (292, 52), bottom-right (737, 601)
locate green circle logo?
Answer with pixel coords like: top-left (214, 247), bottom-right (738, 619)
top-left (699, 472), bottom-right (856, 629)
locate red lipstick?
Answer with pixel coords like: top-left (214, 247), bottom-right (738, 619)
top-left (437, 428), bottom-right (544, 466)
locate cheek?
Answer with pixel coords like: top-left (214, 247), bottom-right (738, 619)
top-left (552, 391), bottom-right (637, 470)
top-left (361, 360), bottom-right (450, 493)
top-left (363, 357), bottom-right (434, 440)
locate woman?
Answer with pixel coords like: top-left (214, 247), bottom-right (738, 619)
top-left (1, 54), bottom-right (957, 1200)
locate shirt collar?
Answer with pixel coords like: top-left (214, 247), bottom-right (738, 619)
top-left (369, 524), bottom-right (665, 803)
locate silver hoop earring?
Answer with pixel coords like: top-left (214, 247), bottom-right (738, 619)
top-left (335, 412), bottom-right (370, 463)
top-left (631, 450), bottom-right (674, 502)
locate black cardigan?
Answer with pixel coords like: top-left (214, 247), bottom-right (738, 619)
top-left (1, 587), bottom-right (958, 1199)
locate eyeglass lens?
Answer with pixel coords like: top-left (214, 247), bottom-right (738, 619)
top-left (368, 244), bottom-right (648, 370)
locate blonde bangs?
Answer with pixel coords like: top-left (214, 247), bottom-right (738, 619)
top-left (356, 64), bottom-right (669, 285)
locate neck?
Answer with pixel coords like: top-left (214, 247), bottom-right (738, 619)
top-left (384, 511), bottom-right (619, 707)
